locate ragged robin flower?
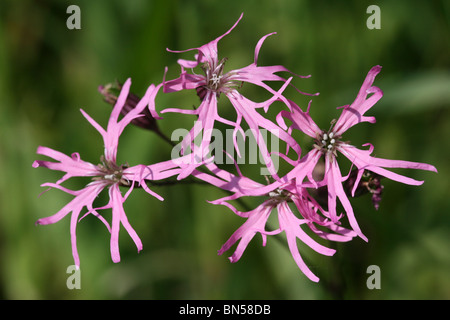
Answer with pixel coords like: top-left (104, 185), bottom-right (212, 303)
top-left (33, 79), bottom-right (179, 266)
top-left (210, 175), bottom-right (356, 282)
top-left (277, 65), bottom-right (437, 241)
top-left (160, 13), bottom-right (315, 179)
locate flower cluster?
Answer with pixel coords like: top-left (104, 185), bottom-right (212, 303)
top-left (34, 14), bottom-right (436, 282)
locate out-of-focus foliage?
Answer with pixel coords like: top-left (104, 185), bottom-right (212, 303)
top-left (0, 0), bottom-right (448, 299)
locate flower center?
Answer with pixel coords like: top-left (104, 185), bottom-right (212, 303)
top-left (314, 130), bottom-right (341, 155)
top-left (200, 57), bottom-right (240, 96)
top-left (321, 131), bottom-right (337, 150)
top-left (209, 73), bottom-right (223, 90)
top-left (93, 156), bottom-right (130, 186)
top-left (267, 188), bottom-right (292, 206)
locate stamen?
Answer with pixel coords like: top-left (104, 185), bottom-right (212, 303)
top-left (267, 188), bottom-right (292, 205)
top-left (94, 156), bottom-right (128, 185)
top-left (268, 191), bottom-right (279, 197)
top-left (315, 129), bottom-right (341, 154)
top-left (210, 74), bottom-right (223, 87)
top-left (200, 57), bottom-right (241, 96)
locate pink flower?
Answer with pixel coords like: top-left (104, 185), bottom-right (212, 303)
top-left (278, 66), bottom-right (438, 241)
top-left (33, 79), bottom-right (177, 266)
top-left (211, 179), bottom-right (356, 282)
top-left (160, 13), bottom-right (312, 179)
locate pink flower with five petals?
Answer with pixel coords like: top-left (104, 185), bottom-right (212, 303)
top-left (211, 177), bottom-right (356, 282)
top-left (33, 79), bottom-right (179, 266)
top-left (278, 66), bottom-right (438, 241)
top-left (160, 13), bottom-right (314, 179)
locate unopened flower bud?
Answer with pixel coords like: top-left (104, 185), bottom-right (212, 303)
top-left (344, 169), bottom-right (384, 210)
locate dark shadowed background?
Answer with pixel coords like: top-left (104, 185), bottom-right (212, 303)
top-left (0, 0), bottom-right (449, 299)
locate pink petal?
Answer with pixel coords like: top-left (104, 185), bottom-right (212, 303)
top-left (172, 91), bottom-right (218, 179)
top-left (33, 146), bottom-right (98, 177)
top-left (284, 148), bottom-right (322, 188)
top-left (230, 32), bottom-right (316, 98)
top-left (218, 203), bottom-right (275, 263)
top-left (36, 183), bottom-right (105, 266)
top-left (80, 109), bottom-right (107, 138)
top-left (33, 146), bottom-right (99, 181)
top-left (104, 79), bottom-right (155, 163)
top-left (166, 13), bottom-right (243, 69)
top-left (226, 88), bottom-right (302, 178)
top-left (278, 99), bottom-right (321, 139)
top-left (162, 68), bottom-right (205, 93)
top-left (292, 190), bottom-right (357, 242)
top-left (339, 144), bottom-right (437, 187)
top-left (324, 156), bottom-right (368, 241)
top-left (334, 66), bottom-right (383, 135)
top-left (279, 202), bottom-right (336, 255)
top-left (124, 165), bottom-right (165, 201)
top-left (106, 185), bottom-right (144, 264)
top-left (109, 186), bottom-right (122, 263)
top-left (277, 202), bottom-right (335, 282)
top-left (108, 78), bottom-right (132, 126)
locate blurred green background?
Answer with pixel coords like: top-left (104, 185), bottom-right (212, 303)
top-left (0, 0), bottom-right (449, 299)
